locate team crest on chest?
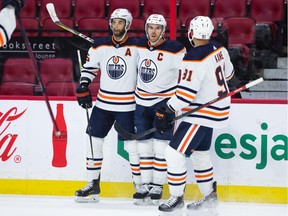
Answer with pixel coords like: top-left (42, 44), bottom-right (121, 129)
top-left (106, 55), bottom-right (127, 79)
top-left (139, 59), bottom-right (158, 83)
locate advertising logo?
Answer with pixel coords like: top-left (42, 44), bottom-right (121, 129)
top-left (52, 104), bottom-right (68, 168)
top-left (118, 122), bottom-right (288, 170)
top-left (0, 107), bottom-right (27, 162)
top-left (215, 122), bottom-right (287, 169)
top-left (0, 38), bottom-right (56, 60)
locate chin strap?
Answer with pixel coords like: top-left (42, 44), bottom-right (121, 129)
top-left (147, 31), bottom-right (165, 47)
top-left (113, 30), bottom-right (128, 43)
top-left (188, 30), bottom-right (195, 47)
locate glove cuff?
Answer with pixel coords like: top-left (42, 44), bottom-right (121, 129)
top-left (75, 85), bottom-right (90, 95)
top-left (80, 77), bottom-right (91, 87)
top-left (166, 103), bottom-right (175, 113)
top-left (76, 91), bottom-right (90, 97)
top-left (80, 83), bottom-right (89, 88)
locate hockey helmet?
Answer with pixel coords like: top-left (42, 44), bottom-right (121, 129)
top-left (109, 8), bottom-right (133, 31)
top-left (145, 14), bottom-right (166, 44)
top-left (145, 14), bottom-right (167, 31)
top-left (145, 14), bottom-right (167, 32)
top-left (188, 16), bottom-right (214, 41)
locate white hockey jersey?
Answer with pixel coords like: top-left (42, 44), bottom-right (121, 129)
top-left (168, 41), bottom-right (234, 128)
top-left (80, 36), bottom-right (138, 112)
top-left (0, 7), bottom-right (16, 47)
top-left (135, 36), bottom-right (186, 106)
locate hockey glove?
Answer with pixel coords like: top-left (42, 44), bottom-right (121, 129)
top-left (76, 84), bottom-right (92, 109)
top-left (3, 0), bottom-right (26, 15)
top-left (155, 104), bottom-right (174, 133)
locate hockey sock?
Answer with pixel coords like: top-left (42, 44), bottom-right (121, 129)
top-left (138, 139), bottom-right (153, 184)
top-left (152, 139), bottom-right (168, 185)
top-left (165, 146), bottom-right (187, 197)
top-left (191, 150), bottom-right (214, 196)
top-left (86, 137), bottom-right (104, 181)
top-left (124, 140), bottom-right (141, 185)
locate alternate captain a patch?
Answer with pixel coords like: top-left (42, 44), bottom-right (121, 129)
top-left (106, 55), bottom-right (127, 79)
top-left (139, 59), bottom-right (158, 83)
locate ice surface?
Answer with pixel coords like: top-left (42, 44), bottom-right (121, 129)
top-left (0, 195), bottom-right (287, 216)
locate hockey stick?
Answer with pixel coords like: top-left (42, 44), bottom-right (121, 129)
top-left (17, 13), bottom-right (60, 136)
top-left (46, 3), bottom-right (94, 44)
top-left (77, 50), bottom-right (94, 159)
top-left (115, 77), bottom-right (264, 140)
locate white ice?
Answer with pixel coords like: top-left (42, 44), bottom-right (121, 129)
top-left (0, 195), bottom-right (287, 216)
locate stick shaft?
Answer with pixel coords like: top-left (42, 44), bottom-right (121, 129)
top-left (174, 77), bottom-right (263, 121)
top-left (115, 77), bottom-right (264, 140)
top-left (17, 14), bottom-right (59, 133)
top-left (77, 50), bottom-right (94, 159)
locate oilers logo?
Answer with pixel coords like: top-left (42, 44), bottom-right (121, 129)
top-left (139, 59), bottom-right (158, 83)
top-left (106, 56), bottom-right (127, 79)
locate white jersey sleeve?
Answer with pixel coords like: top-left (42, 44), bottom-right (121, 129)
top-left (168, 42), bottom-right (234, 128)
top-left (0, 6), bottom-right (16, 47)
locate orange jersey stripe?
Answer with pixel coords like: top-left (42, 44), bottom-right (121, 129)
top-left (182, 108), bottom-right (229, 117)
top-left (140, 161), bottom-right (154, 165)
top-left (176, 89), bottom-right (195, 100)
top-left (195, 172), bottom-right (214, 179)
top-left (137, 45), bottom-right (186, 55)
top-left (98, 92), bottom-right (135, 101)
top-left (136, 90), bottom-right (174, 98)
top-left (92, 44), bottom-right (138, 50)
top-left (153, 162), bottom-right (167, 167)
top-left (86, 162), bottom-right (102, 166)
top-left (168, 176), bottom-right (186, 182)
top-left (226, 70), bottom-right (235, 81)
top-left (112, 35), bottom-right (129, 45)
top-left (183, 46), bottom-right (225, 63)
top-left (0, 33), bottom-right (4, 47)
top-left (179, 124), bottom-right (198, 153)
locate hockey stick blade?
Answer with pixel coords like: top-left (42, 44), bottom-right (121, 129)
top-left (46, 3), bottom-right (59, 23)
top-left (114, 77), bottom-right (264, 140)
top-left (46, 3), bottom-right (94, 44)
top-left (115, 122), bottom-right (157, 140)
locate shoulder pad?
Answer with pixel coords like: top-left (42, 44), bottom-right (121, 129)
top-left (159, 39), bottom-right (185, 53)
top-left (92, 36), bottom-right (112, 48)
top-left (184, 42), bottom-right (221, 61)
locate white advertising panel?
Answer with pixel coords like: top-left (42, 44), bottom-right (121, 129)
top-left (0, 100), bottom-right (287, 187)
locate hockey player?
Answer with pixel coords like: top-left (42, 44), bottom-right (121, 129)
top-left (0, 0), bottom-right (25, 47)
top-left (155, 16), bottom-right (234, 215)
top-left (133, 14), bottom-right (186, 205)
top-left (75, 8), bottom-right (140, 203)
